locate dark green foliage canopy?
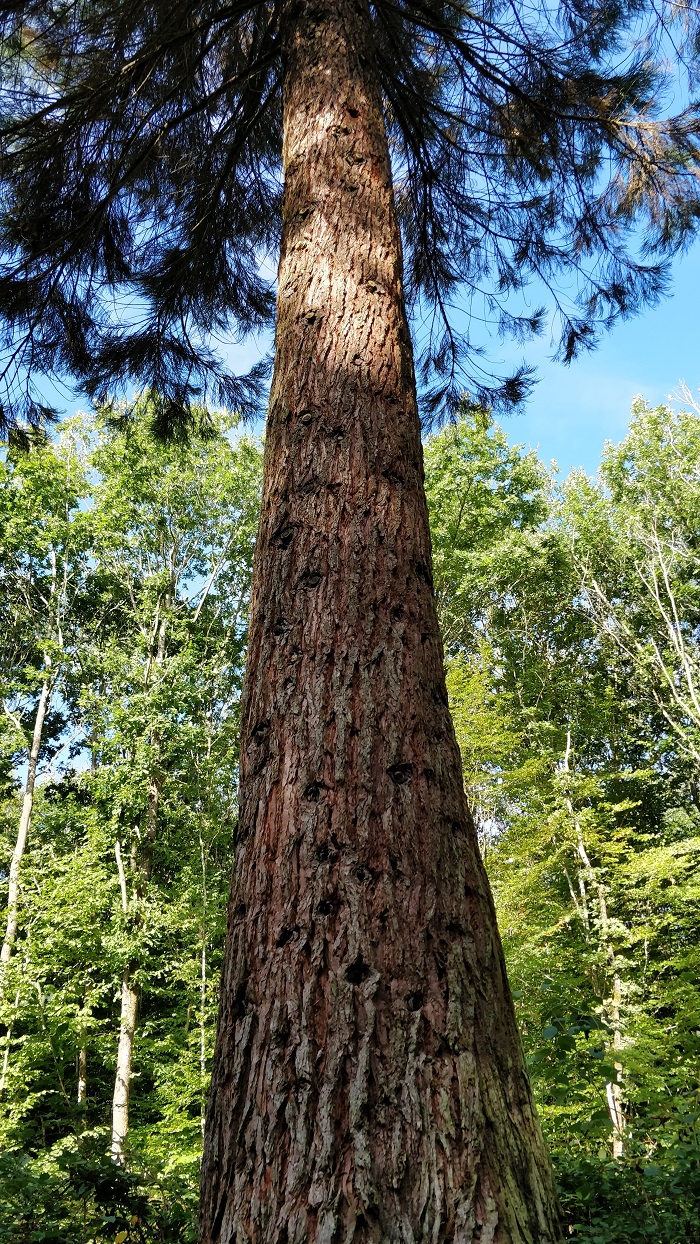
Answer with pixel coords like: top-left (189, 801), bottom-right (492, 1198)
top-left (1, 0), bottom-right (700, 429)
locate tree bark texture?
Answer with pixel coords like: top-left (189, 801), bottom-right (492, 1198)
top-left (200, 1), bottom-right (561, 1240)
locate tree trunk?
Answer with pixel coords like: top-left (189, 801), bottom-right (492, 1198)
top-left (111, 837), bottom-right (138, 1162)
top-left (200, 1), bottom-right (560, 1240)
top-left (108, 588), bottom-right (169, 1161)
top-left (77, 1044), bottom-right (87, 1106)
top-left (77, 988), bottom-right (90, 1113)
top-left (0, 987), bottom-right (20, 1096)
top-left (111, 964), bottom-right (139, 1163)
top-left (606, 974), bottom-right (625, 1158)
top-left (0, 676), bottom-right (53, 982)
top-left (563, 733), bottom-right (625, 1158)
top-left (200, 831), bottom-right (208, 1138)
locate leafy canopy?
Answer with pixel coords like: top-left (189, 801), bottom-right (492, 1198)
top-left (1, 0), bottom-right (700, 429)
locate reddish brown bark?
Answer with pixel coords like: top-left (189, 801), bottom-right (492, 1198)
top-left (200, 1), bottom-right (561, 1239)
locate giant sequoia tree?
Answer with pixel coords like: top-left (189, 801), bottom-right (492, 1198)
top-left (2, 0), bottom-right (700, 1240)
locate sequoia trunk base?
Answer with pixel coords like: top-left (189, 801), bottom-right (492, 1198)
top-left (200, 1), bottom-right (560, 1240)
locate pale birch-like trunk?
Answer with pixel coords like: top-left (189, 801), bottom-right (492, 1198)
top-left (0, 987), bottom-right (21, 1096)
top-left (77, 1044), bottom-right (87, 1105)
top-left (0, 675), bottom-right (53, 984)
top-left (199, 832), bottom-right (208, 1138)
top-left (563, 732), bottom-right (625, 1156)
top-left (111, 837), bottom-right (139, 1163)
top-left (606, 974), bottom-right (625, 1158)
top-left (109, 591), bottom-right (169, 1162)
top-left (111, 966), bottom-right (139, 1162)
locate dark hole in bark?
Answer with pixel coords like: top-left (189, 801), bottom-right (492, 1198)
top-left (387, 762), bottom-right (413, 786)
top-left (272, 618), bottom-right (291, 638)
top-left (250, 720), bottom-right (270, 745)
top-left (276, 927), bottom-right (295, 948)
top-left (346, 956), bottom-right (370, 985)
top-left (272, 1022), bottom-right (290, 1048)
top-left (389, 854), bottom-right (399, 871)
top-left (407, 990), bottom-right (424, 1012)
top-left (316, 898), bottom-right (334, 916)
top-left (303, 310), bottom-right (319, 324)
top-left (233, 904), bottom-right (246, 921)
top-left (299, 569), bottom-right (323, 589)
top-left (446, 921), bottom-right (465, 938)
top-left (347, 106), bottom-right (359, 117)
top-left (315, 843), bottom-right (331, 861)
top-left (231, 982), bottom-right (250, 1020)
top-left (432, 684), bottom-right (449, 706)
top-left (353, 865), bottom-right (372, 884)
top-left (415, 560), bottom-right (434, 589)
top-left (273, 523), bottom-right (297, 550)
top-left (299, 409), bottom-right (314, 425)
top-left (352, 353), bottom-right (363, 364)
top-left (382, 468), bottom-right (403, 486)
top-left (450, 819), bottom-right (465, 835)
top-left (391, 604), bottom-right (403, 620)
top-left (304, 781), bottom-right (324, 801)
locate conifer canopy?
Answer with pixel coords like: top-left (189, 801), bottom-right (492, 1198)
top-left (1, 0), bottom-right (699, 430)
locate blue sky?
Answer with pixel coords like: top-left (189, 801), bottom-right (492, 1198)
top-left (55, 235), bottom-right (700, 482)
top-left (210, 234), bottom-right (700, 480)
top-left (495, 241), bottom-right (700, 479)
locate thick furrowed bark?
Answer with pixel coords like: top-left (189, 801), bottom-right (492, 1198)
top-left (200, 1), bottom-right (561, 1240)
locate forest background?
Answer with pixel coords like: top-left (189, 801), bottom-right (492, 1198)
top-left (1, 390), bottom-right (699, 1244)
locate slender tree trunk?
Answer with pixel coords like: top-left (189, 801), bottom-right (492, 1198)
top-left (77, 1044), bottom-right (87, 1106)
top-left (200, 2), bottom-right (560, 1240)
top-left (0, 676), bottom-right (53, 983)
top-left (111, 838), bottom-right (138, 1163)
top-left (0, 987), bottom-right (20, 1096)
top-left (606, 974), bottom-right (625, 1158)
top-left (111, 964), bottom-right (139, 1163)
top-left (563, 733), bottom-right (625, 1157)
top-left (200, 832), bottom-right (208, 1138)
top-left (77, 987), bottom-right (89, 1116)
top-left (109, 589), bottom-right (169, 1162)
